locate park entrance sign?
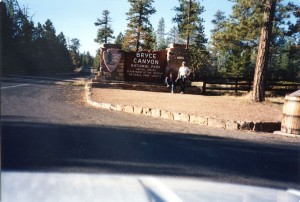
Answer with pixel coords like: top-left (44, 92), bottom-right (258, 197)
top-left (96, 43), bottom-right (189, 84)
top-left (124, 51), bottom-right (167, 83)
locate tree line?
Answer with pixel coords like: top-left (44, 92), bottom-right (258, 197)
top-left (210, 0), bottom-right (299, 80)
top-left (94, 0), bottom-right (299, 101)
top-left (94, 0), bottom-right (299, 80)
top-left (1, 0), bottom-right (93, 75)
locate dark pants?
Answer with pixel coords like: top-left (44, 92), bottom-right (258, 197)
top-left (178, 76), bottom-right (186, 92)
top-left (166, 78), bottom-right (176, 92)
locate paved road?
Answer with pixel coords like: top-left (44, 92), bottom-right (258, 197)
top-left (1, 72), bottom-right (300, 190)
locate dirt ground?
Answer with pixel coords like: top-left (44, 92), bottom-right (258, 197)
top-left (91, 88), bottom-right (284, 123)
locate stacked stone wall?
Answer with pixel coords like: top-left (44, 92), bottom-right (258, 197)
top-left (166, 43), bottom-right (190, 74)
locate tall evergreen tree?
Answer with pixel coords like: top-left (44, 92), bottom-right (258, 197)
top-left (156, 17), bottom-right (167, 49)
top-left (1, 1), bottom-right (15, 74)
top-left (173, 0), bottom-right (208, 76)
top-left (210, 10), bottom-right (228, 76)
top-left (115, 32), bottom-right (124, 49)
top-left (2, 1), bottom-right (75, 75)
top-left (210, 1), bottom-right (264, 77)
top-left (124, 0), bottom-right (156, 51)
top-left (166, 26), bottom-right (184, 44)
top-left (43, 19), bottom-right (56, 42)
top-left (81, 51), bottom-right (94, 67)
top-left (93, 49), bottom-right (101, 71)
top-left (94, 10), bottom-right (115, 44)
top-left (211, 10), bottom-right (226, 34)
top-left (56, 32), bottom-right (73, 72)
top-left (69, 38), bottom-right (81, 68)
top-left (210, 0), bottom-right (299, 80)
top-left (252, 0), bottom-right (277, 102)
top-left (20, 17), bottom-right (35, 72)
top-left (173, 0), bottom-right (205, 49)
top-left (144, 27), bottom-right (156, 50)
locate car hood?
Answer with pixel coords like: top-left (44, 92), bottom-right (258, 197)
top-left (2, 172), bottom-right (300, 202)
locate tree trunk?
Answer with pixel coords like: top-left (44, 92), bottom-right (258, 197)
top-left (136, 5), bottom-right (142, 52)
top-left (186, 0), bottom-right (192, 50)
top-left (136, 30), bottom-right (140, 52)
top-left (252, 0), bottom-right (276, 102)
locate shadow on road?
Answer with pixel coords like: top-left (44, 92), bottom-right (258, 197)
top-left (2, 118), bottom-right (300, 189)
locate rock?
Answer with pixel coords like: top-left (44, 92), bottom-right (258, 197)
top-left (161, 110), bottom-right (174, 120)
top-left (254, 122), bottom-right (281, 133)
top-left (238, 121), bottom-right (255, 130)
top-left (190, 115), bottom-right (208, 125)
top-left (226, 120), bottom-right (239, 130)
top-left (173, 112), bottom-right (190, 122)
top-left (133, 106), bottom-right (143, 114)
top-left (142, 108), bottom-right (152, 116)
top-left (151, 109), bottom-right (161, 118)
top-left (111, 104), bottom-right (124, 112)
top-left (208, 118), bottom-right (226, 129)
top-left (101, 103), bottom-right (111, 110)
top-left (124, 105), bottom-right (134, 113)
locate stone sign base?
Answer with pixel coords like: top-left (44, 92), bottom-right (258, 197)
top-left (90, 79), bottom-right (200, 95)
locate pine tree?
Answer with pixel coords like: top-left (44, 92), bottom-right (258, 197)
top-left (211, 10), bottom-right (226, 34)
top-left (210, 1), bottom-right (264, 78)
top-left (252, 0), bottom-right (276, 102)
top-left (2, 1), bottom-right (77, 75)
top-left (144, 27), bottom-right (156, 50)
top-left (173, 0), bottom-right (208, 76)
top-left (94, 10), bottom-right (114, 44)
top-left (56, 32), bottom-right (73, 72)
top-left (43, 19), bottom-right (56, 42)
top-left (115, 32), bottom-right (124, 49)
top-left (93, 49), bottom-right (101, 71)
top-left (156, 18), bottom-right (167, 49)
top-left (210, 0), bottom-right (299, 79)
top-left (173, 0), bottom-right (205, 49)
top-left (81, 51), bottom-right (94, 67)
top-left (69, 38), bottom-right (81, 68)
top-left (1, 1), bottom-right (15, 74)
top-left (166, 26), bottom-right (184, 44)
top-left (124, 0), bottom-right (156, 51)
top-left (210, 10), bottom-right (227, 75)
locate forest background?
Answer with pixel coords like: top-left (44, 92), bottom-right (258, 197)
top-left (1, 0), bottom-right (299, 81)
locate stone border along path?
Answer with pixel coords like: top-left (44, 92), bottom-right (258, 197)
top-left (85, 83), bottom-right (281, 133)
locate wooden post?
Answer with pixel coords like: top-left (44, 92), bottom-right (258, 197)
top-left (202, 78), bottom-right (206, 95)
top-left (248, 78), bottom-right (252, 92)
top-left (235, 78), bottom-right (238, 96)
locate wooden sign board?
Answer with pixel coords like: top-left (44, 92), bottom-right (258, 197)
top-left (124, 51), bottom-right (167, 83)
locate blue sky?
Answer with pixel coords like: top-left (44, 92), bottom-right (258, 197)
top-left (16, 0), bottom-right (299, 56)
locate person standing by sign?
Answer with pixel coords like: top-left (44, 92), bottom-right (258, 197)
top-left (177, 61), bottom-right (191, 94)
top-left (165, 69), bottom-right (177, 93)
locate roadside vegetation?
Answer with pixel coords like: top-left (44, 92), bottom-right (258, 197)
top-left (0, 0), bottom-right (93, 75)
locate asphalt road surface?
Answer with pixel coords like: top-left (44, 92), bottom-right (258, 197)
top-left (1, 70), bottom-right (300, 190)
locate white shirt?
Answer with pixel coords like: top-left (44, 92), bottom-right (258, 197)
top-left (178, 66), bottom-right (190, 77)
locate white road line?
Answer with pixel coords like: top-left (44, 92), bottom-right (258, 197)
top-left (1, 84), bottom-right (30, 89)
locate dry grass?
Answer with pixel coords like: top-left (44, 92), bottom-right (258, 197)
top-left (71, 78), bottom-right (89, 86)
top-left (91, 88), bottom-right (284, 122)
top-left (56, 78), bottom-right (90, 86)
